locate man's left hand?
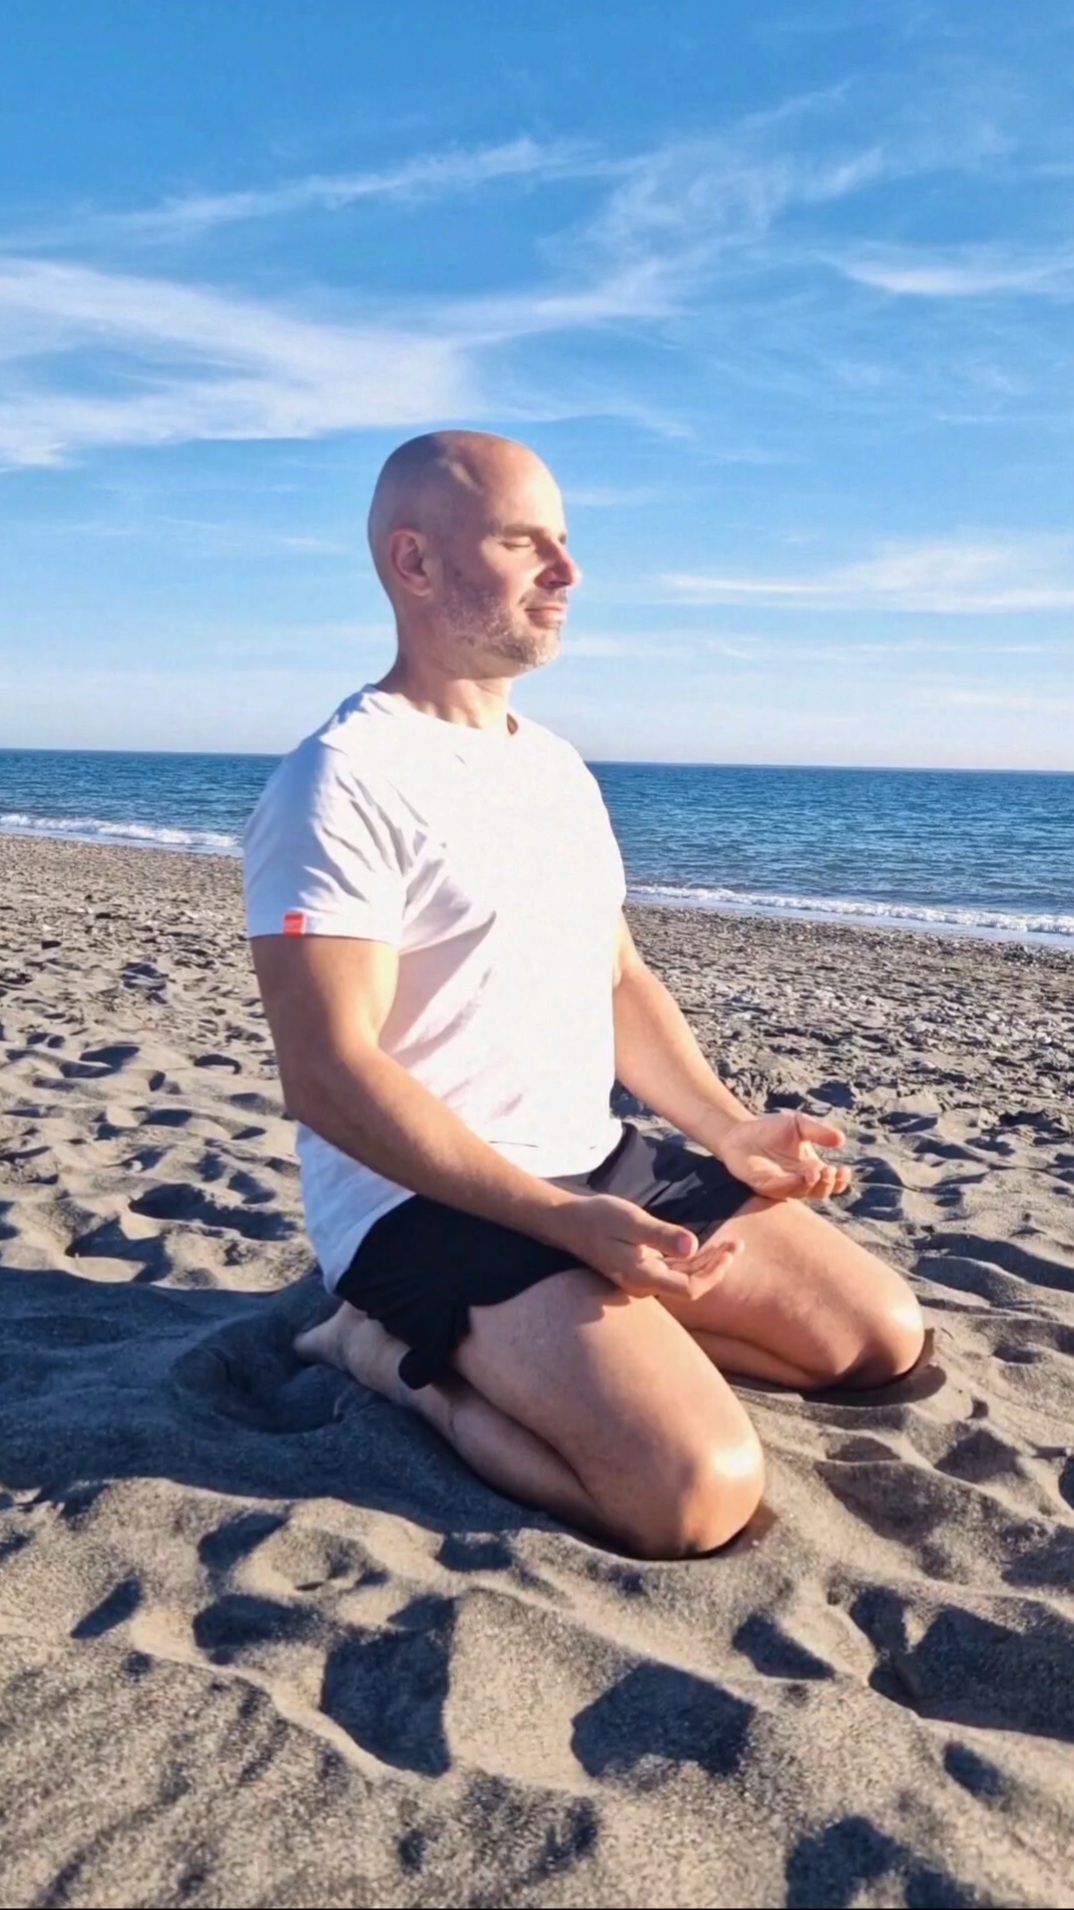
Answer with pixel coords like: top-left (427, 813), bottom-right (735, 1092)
top-left (714, 1111), bottom-right (852, 1203)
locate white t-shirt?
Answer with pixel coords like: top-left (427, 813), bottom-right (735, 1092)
top-left (243, 687), bottom-right (626, 1289)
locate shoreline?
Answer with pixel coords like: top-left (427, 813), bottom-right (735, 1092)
top-left (2, 823), bottom-right (1070, 952)
top-left (2, 832), bottom-right (1071, 1123)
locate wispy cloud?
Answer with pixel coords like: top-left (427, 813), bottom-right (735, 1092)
top-left (560, 132), bottom-right (891, 299)
top-left (18, 111), bottom-right (860, 467)
top-left (665, 538), bottom-right (1074, 613)
top-left (838, 244), bottom-right (1074, 298)
top-left (1, 94), bottom-right (1060, 468)
top-left (0, 257), bottom-right (478, 465)
top-left (440, 258), bottom-right (680, 343)
top-left (93, 138), bottom-right (611, 240)
top-left (0, 243), bottom-right (713, 466)
top-left (71, 100), bottom-right (890, 263)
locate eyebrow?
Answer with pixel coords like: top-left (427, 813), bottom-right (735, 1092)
top-left (498, 521), bottom-right (569, 541)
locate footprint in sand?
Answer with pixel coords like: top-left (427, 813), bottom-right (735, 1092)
top-left (851, 1584), bottom-right (1074, 1745)
top-left (78, 1043), bottom-right (142, 1072)
top-left (320, 1594), bottom-right (454, 1776)
top-left (128, 1182), bottom-right (295, 1241)
top-left (70, 1575), bottom-right (143, 1641)
top-left (785, 1816), bottom-right (980, 1910)
top-left (192, 1592), bottom-right (322, 1665)
top-left (571, 1661), bottom-right (754, 1787)
top-left (732, 1612), bottom-right (835, 1681)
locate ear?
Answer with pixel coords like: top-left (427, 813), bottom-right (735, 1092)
top-left (387, 527), bottom-right (433, 599)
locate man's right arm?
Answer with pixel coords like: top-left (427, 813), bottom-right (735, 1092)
top-left (250, 935), bottom-right (739, 1299)
top-left (252, 933), bottom-right (584, 1243)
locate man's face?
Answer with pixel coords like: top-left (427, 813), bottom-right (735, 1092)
top-left (429, 454), bottom-right (582, 674)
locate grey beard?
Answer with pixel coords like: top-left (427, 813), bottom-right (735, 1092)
top-left (439, 574), bottom-right (556, 667)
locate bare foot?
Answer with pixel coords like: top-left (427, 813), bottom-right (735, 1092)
top-left (294, 1303), bottom-right (409, 1405)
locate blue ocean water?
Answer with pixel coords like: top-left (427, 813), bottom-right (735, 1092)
top-left (0, 746), bottom-right (1071, 945)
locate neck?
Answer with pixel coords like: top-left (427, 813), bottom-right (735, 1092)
top-left (375, 653), bottom-right (516, 732)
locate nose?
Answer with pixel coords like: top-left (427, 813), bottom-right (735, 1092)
top-left (542, 544), bottom-right (582, 590)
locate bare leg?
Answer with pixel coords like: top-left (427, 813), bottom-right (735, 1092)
top-left (296, 1305), bottom-right (611, 1538)
top-left (297, 1268), bottom-right (765, 1560)
top-left (450, 1268), bottom-right (764, 1557)
top-left (662, 1195), bottom-right (926, 1390)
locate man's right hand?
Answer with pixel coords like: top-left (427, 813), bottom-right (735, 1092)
top-left (549, 1193), bottom-right (742, 1302)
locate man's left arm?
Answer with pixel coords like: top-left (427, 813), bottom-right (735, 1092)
top-left (612, 915), bottom-right (851, 1202)
top-left (612, 915), bottom-right (750, 1155)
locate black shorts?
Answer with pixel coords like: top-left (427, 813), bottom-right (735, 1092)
top-left (336, 1123), bottom-right (753, 1390)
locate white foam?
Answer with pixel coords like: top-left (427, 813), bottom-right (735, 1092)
top-left (628, 882), bottom-right (1074, 947)
top-left (0, 813), bottom-right (241, 855)
top-left (2, 813), bottom-right (1068, 945)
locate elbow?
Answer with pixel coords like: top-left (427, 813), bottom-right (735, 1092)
top-left (275, 1035), bottom-right (379, 1130)
top-left (274, 1048), bottom-right (325, 1127)
top-left (277, 1064), bottom-right (312, 1127)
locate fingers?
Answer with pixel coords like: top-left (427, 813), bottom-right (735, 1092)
top-left (781, 1161), bottom-right (835, 1201)
top-left (663, 1234), bottom-right (743, 1293)
top-left (682, 1238), bottom-right (742, 1296)
top-left (636, 1215), bottom-right (698, 1260)
top-left (621, 1236), bottom-right (743, 1300)
top-left (746, 1161), bottom-right (854, 1203)
top-left (600, 1206), bottom-right (705, 1298)
top-left (794, 1113), bottom-right (847, 1151)
top-left (796, 1162), bottom-right (853, 1202)
top-left (794, 1156), bottom-right (825, 1194)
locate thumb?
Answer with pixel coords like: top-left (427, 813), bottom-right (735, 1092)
top-left (639, 1215), bottom-right (698, 1259)
top-left (795, 1114), bottom-right (847, 1150)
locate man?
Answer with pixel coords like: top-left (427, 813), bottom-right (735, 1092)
top-left (244, 430), bottom-right (924, 1560)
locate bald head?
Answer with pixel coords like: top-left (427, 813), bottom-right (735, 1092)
top-left (365, 429), bottom-right (580, 678)
top-left (367, 431), bottom-right (551, 595)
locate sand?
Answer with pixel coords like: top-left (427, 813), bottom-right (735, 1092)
top-left (2, 832), bottom-right (1073, 1909)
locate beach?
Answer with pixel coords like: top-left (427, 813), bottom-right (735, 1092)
top-left (2, 831), bottom-right (1074, 1908)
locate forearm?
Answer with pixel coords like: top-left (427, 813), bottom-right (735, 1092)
top-left (613, 957), bottom-right (752, 1153)
top-left (283, 1038), bottom-right (580, 1246)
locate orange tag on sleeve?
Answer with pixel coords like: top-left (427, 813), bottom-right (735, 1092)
top-left (283, 910), bottom-right (308, 936)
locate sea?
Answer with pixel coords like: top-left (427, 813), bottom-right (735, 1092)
top-left (1, 747), bottom-right (1071, 947)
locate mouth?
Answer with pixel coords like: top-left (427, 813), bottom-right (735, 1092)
top-left (526, 603), bottom-right (567, 622)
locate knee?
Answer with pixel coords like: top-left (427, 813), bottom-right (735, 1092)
top-left (846, 1285), bottom-right (926, 1389)
top-left (622, 1430), bottom-right (766, 1562)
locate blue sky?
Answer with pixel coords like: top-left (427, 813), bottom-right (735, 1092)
top-left (2, 0), bottom-right (1072, 767)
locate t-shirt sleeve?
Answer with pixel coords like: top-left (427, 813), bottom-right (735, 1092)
top-left (243, 741), bottom-right (407, 944)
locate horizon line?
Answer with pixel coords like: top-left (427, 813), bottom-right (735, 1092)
top-left (0, 743), bottom-right (1071, 777)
